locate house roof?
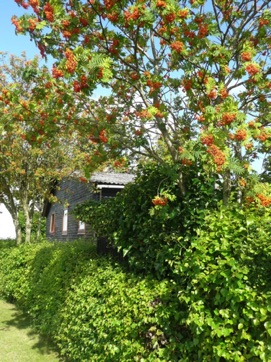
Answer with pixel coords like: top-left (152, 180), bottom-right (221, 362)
top-left (90, 172), bottom-right (135, 185)
top-left (42, 172), bottom-right (135, 217)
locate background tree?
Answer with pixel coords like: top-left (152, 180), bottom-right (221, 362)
top-left (13, 0), bottom-right (271, 204)
top-left (0, 52), bottom-right (88, 244)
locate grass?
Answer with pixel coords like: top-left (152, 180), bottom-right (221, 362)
top-left (0, 299), bottom-right (60, 362)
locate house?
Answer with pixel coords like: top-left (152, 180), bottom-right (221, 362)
top-left (43, 172), bottom-right (135, 241)
top-left (0, 204), bottom-right (16, 239)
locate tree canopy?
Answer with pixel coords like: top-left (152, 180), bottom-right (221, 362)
top-left (0, 52), bottom-right (87, 243)
top-left (12, 0), bottom-right (271, 204)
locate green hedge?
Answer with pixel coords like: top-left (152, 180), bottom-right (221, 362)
top-left (175, 203), bottom-right (271, 360)
top-left (74, 162), bottom-right (221, 279)
top-left (0, 241), bottom-right (181, 361)
top-left (1, 200), bottom-right (271, 362)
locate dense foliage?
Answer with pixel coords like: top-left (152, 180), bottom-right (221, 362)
top-left (0, 241), bottom-right (180, 361)
top-left (1, 198), bottom-right (271, 360)
top-left (0, 52), bottom-right (89, 244)
top-left (176, 204), bottom-right (271, 360)
top-left (2, 1), bottom-right (271, 359)
top-left (74, 162), bottom-right (221, 278)
top-left (14, 0), bottom-right (271, 203)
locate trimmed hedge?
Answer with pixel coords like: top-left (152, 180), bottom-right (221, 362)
top-left (0, 241), bottom-right (181, 361)
top-left (1, 200), bottom-right (271, 362)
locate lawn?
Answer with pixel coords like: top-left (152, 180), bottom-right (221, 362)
top-left (0, 299), bottom-right (60, 362)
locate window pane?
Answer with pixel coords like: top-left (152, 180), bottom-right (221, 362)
top-left (50, 214), bottom-right (55, 233)
top-left (63, 209), bottom-right (68, 233)
top-left (78, 220), bottom-right (85, 230)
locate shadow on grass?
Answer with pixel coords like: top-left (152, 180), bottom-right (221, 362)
top-left (3, 303), bottom-right (60, 358)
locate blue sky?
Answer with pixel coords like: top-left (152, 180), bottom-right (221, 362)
top-left (0, 1), bottom-right (49, 62)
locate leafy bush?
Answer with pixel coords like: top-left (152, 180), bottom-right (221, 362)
top-left (0, 241), bottom-right (182, 361)
top-left (57, 264), bottom-right (179, 361)
top-left (74, 162), bottom-right (221, 278)
top-left (1, 200), bottom-right (271, 360)
top-left (0, 241), bottom-right (95, 335)
top-left (172, 203), bottom-right (271, 360)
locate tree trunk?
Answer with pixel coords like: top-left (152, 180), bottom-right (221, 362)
top-left (177, 171), bottom-right (186, 196)
top-left (25, 215), bottom-right (32, 244)
top-left (13, 217), bottom-right (22, 246)
top-left (223, 171), bottom-right (231, 205)
top-left (23, 203), bottom-right (33, 244)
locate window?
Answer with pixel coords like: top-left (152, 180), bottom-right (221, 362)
top-left (62, 209), bottom-right (68, 235)
top-left (78, 220), bottom-right (85, 234)
top-left (50, 213), bottom-right (56, 233)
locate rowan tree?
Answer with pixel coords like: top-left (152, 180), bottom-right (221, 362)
top-left (0, 52), bottom-right (91, 244)
top-left (13, 0), bottom-right (271, 204)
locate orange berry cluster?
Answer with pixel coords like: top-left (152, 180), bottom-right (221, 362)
top-left (44, 2), bottom-right (54, 22)
top-left (52, 65), bottom-right (64, 79)
top-left (207, 89), bottom-right (217, 99)
top-left (220, 112), bottom-right (236, 125)
top-left (146, 79), bottom-right (162, 93)
top-left (244, 142), bottom-right (253, 150)
top-left (15, 0), bottom-right (29, 9)
top-left (259, 18), bottom-right (269, 27)
top-left (29, 0), bottom-right (39, 7)
top-left (152, 196), bottom-right (168, 206)
top-left (220, 88), bottom-right (229, 99)
top-left (107, 12), bottom-right (119, 23)
top-left (136, 109), bottom-right (152, 119)
top-left (234, 129), bottom-right (247, 141)
top-left (156, 0), bottom-right (167, 7)
top-left (65, 49), bottom-right (77, 74)
top-left (99, 130), bottom-right (108, 143)
top-left (257, 130), bottom-right (270, 142)
top-left (104, 0), bottom-right (116, 10)
top-left (245, 63), bottom-right (260, 76)
top-left (241, 51), bottom-right (252, 62)
top-left (28, 17), bottom-right (38, 31)
top-left (179, 9), bottom-right (189, 18)
top-left (170, 41), bottom-right (184, 53)
top-left (181, 158), bottom-right (193, 166)
top-left (182, 78), bottom-right (192, 91)
top-left (257, 194), bottom-right (271, 207)
top-left (198, 23), bottom-right (208, 38)
top-left (207, 144), bottom-right (225, 168)
top-left (11, 16), bottom-right (24, 33)
top-left (200, 134), bottom-right (214, 146)
top-left (164, 13), bottom-right (176, 22)
top-left (124, 7), bottom-right (141, 22)
top-left (238, 178), bottom-right (247, 187)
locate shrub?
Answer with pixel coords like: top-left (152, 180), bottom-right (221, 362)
top-left (57, 264), bottom-right (178, 361)
top-left (1, 201), bottom-right (271, 360)
top-left (0, 240), bottom-right (182, 361)
top-left (173, 203), bottom-right (271, 360)
top-left (74, 162), bottom-right (221, 279)
top-left (0, 241), bottom-right (95, 334)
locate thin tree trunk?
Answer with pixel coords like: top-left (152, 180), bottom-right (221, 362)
top-left (13, 217), bottom-right (22, 246)
top-left (177, 171), bottom-right (186, 196)
top-left (223, 171), bottom-right (231, 205)
top-left (23, 203), bottom-right (33, 244)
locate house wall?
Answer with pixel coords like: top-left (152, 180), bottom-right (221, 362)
top-left (0, 204), bottom-right (16, 239)
top-left (46, 179), bottom-right (99, 241)
top-left (46, 179), bottom-right (121, 241)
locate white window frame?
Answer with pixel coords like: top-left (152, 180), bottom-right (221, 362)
top-left (50, 213), bottom-right (56, 234)
top-left (78, 220), bottom-right (86, 234)
top-left (62, 209), bottom-right (68, 235)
